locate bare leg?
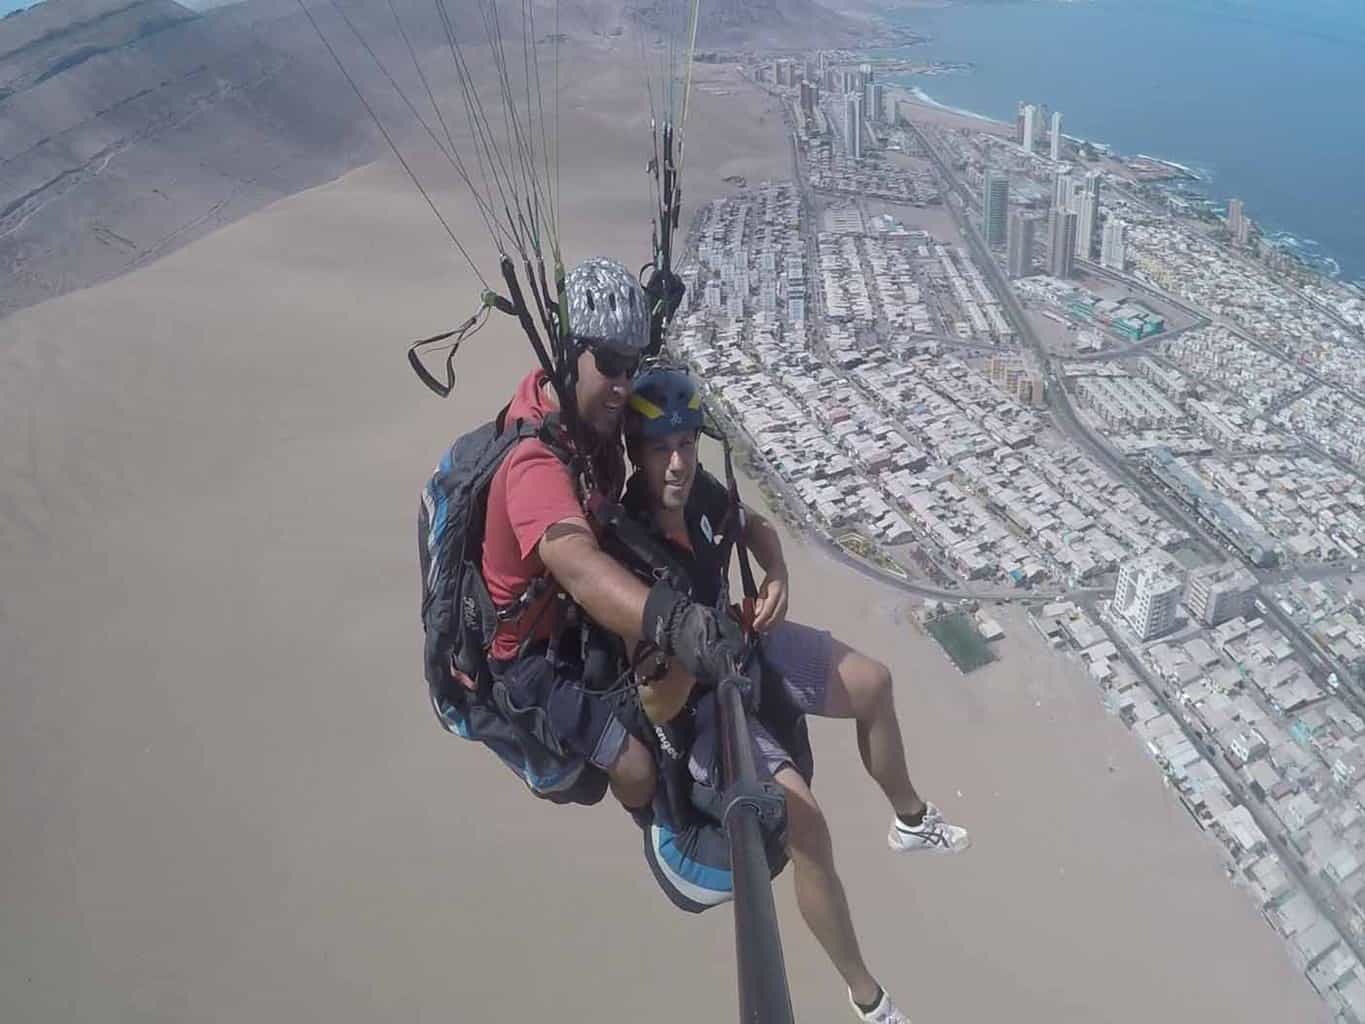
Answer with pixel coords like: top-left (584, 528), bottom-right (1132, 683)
top-left (776, 766), bottom-right (881, 1006)
top-left (820, 640), bottom-right (925, 820)
top-left (607, 735), bottom-right (656, 809)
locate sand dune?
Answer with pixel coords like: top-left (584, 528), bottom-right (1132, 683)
top-left (0, 56), bottom-right (1327, 1023)
top-left (0, 0), bottom-right (867, 318)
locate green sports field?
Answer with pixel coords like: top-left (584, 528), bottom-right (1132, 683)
top-left (926, 612), bottom-right (997, 673)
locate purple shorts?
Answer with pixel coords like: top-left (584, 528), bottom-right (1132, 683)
top-left (749, 620), bottom-right (834, 778)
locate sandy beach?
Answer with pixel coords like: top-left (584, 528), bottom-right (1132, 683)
top-left (0, 53), bottom-right (1327, 1023)
top-left (891, 88), bottom-right (1013, 137)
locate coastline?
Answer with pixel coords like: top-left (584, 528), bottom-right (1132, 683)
top-left (896, 81), bottom-right (1360, 287)
top-left (901, 85), bottom-right (1007, 127)
top-left (1133, 154), bottom-right (1204, 182)
top-left (874, 0), bottom-right (1365, 287)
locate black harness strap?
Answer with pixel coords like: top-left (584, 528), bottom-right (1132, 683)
top-left (642, 122), bottom-right (687, 358)
top-left (497, 256), bottom-right (560, 401)
top-left (407, 306), bottom-right (490, 397)
top-left (587, 493), bottom-right (694, 594)
top-left (721, 438), bottom-right (759, 604)
top-left (490, 413), bottom-right (578, 631)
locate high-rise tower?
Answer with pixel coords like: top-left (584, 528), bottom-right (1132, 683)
top-left (983, 171), bottom-right (1009, 248)
top-left (1022, 104), bottom-right (1038, 155)
top-left (1048, 207), bottom-right (1077, 278)
top-left (1101, 218), bottom-right (1127, 270)
top-left (844, 93), bottom-right (863, 160)
top-left (1008, 211), bottom-right (1035, 278)
top-left (1074, 170), bottom-right (1101, 261)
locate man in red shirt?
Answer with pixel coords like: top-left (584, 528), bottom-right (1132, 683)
top-left (478, 258), bottom-right (743, 813)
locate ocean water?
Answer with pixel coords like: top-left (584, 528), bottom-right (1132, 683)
top-left (887, 0), bottom-right (1365, 285)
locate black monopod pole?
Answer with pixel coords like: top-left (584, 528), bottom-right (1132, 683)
top-left (717, 673), bottom-right (797, 1024)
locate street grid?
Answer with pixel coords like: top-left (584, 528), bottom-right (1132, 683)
top-left (689, 62), bottom-right (1365, 1022)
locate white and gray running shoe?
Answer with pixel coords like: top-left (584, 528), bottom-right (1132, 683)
top-left (887, 802), bottom-right (970, 854)
top-left (849, 987), bottom-right (912, 1024)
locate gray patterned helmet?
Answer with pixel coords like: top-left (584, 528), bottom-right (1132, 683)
top-left (561, 257), bottom-right (649, 354)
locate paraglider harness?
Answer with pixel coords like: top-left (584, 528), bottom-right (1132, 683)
top-left (416, 398), bottom-right (607, 804)
top-left (414, 373), bottom-right (787, 812)
top-left (409, 104), bottom-right (694, 802)
top-left (410, 207), bottom-right (695, 802)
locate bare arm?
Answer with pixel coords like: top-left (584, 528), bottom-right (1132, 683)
top-left (743, 505), bottom-right (788, 580)
top-left (742, 504), bottom-right (790, 633)
top-left (538, 517), bottom-right (652, 641)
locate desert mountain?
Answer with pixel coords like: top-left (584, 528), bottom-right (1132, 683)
top-left (0, 0), bottom-right (870, 317)
top-left (0, 0), bottom-right (385, 316)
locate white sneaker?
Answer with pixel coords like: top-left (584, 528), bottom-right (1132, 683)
top-left (887, 802), bottom-right (970, 854)
top-left (849, 986), bottom-right (911, 1024)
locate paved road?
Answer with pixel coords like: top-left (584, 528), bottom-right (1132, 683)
top-left (1258, 561), bottom-right (1361, 586)
top-left (814, 533), bottom-right (1082, 604)
top-left (1253, 591), bottom-right (1365, 720)
top-left (1051, 373), bottom-right (1224, 562)
top-left (1062, 316), bottom-right (1206, 363)
top-left (1263, 382), bottom-right (1321, 418)
top-left (1077, 259), bottom-right (1209, 323)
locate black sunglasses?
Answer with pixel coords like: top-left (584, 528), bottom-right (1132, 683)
top-left (587, 345), bottom-right (640, 380)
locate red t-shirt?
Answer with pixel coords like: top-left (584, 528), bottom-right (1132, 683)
top-left (482, 370), bottom-right (624, 661)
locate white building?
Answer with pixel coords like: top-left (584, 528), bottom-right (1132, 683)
top-left (844, 93), bottom-right (863, 160)
top-left (1074, 171), bottom-right (1101, 262)
top-left (1048, 207), bottom-right (1076, 279)
top-left (1022, 104), bottom-right (1038, 155)
top-left (1185, 562), bottom-right (1256, 627)
top-left (759, 283), bottom-right (777, 314)
top-left (1073, 374), bottom-right (1183, 430)
top-left (1100, 218), bottom-right (1126, 270)
top-left (1007, 210), bottom-right (1035, 279)
top-left (1227, 198), bottom-right (1247, 246)
top-left (869, 83), bottom-right (886, 124)
top-left (1049, 111), bottom-right (1063, 161)
top-left (1053, 170), bottom-right (1073, 211)
top-left (1114, 556), bottom-right (1183, 640)
top-left (983, 171), bottom-right (1009, 248)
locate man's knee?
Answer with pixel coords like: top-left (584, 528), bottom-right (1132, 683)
top-left (847, 655), bottom-right (894, 720)
top-left (777, 771), bottom-right (831, 857)
top-left (607, 735), bottom-right (656, 807)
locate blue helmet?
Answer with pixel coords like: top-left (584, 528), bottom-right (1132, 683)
top-left (625, 366), bottom-right (705, 440)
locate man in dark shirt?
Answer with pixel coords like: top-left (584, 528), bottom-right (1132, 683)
top-left (620, 366), bottom-right (970, 1024)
